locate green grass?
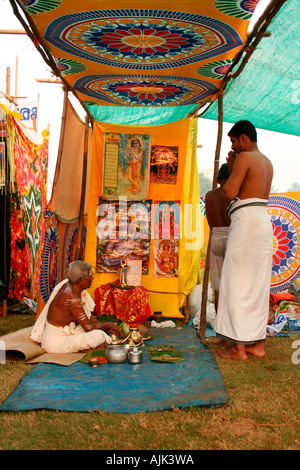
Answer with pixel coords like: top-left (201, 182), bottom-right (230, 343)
top-left (0, 314), bottom-right (299, 450)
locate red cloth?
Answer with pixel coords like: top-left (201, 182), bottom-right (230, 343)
top-left (94, 283), bottom-right (151, 326)
top-left (269, 292), bottom-right (295, 306)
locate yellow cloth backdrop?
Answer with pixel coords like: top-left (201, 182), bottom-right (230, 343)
top-left (85, 116), bottom-right (202, 317)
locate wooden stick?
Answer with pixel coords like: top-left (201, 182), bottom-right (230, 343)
top-left (35, 79), bottom-right (62, 84)
top-left (0, 88), bottom-right (18, 106)
top-left (199, 93), bottom-right (223, 340)
top-left (0, 29), bottom-right (26, 34)
top-left (75, 116), bottom-right (89, 261)
top-left (48, 89), bottom-right (68, 206)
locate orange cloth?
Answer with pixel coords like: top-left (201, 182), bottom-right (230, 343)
top-left (94, 284), bottom-right (151, 326)
top-left (269, 292), bottom-right (295, 306)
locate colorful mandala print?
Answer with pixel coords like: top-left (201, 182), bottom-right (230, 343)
top-left (20, 0), bottom-right (62, 15)
top-left (196, 59), bottom-right (234, 79)
top-left (40, 209), bottom-right (59, 304)
top-left (44, 10), bottom-right (243, 70)
top-left (214, 0), bottom-right (259, 20)
top-left (267, 195), bottom-right (300, 293)
top-left (56, 58), bottom-right (87, 76)
top-left (200, 197), bottom-right (206, 216)
top-left (74, 75), bottom-right (219, 106)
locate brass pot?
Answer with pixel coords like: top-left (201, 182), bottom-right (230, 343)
top-left (110, 332), bottom-right (131, 344)
top-left (130, 327), bottom-right (142, 343)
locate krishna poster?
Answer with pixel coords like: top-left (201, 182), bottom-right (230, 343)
top-left (103, 133), bottom-right (150, 200)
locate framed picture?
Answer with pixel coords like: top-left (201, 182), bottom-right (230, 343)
top-left (103, 133), bottom-right (151, 200)
top-left (96, 198), bottom-right (152, 274)
top-left (154, 239), bottom-right (179, 277)
top-left (150, 145), bottom-right (178, 184)
top-left (125, 258), bottom-right (142, 286)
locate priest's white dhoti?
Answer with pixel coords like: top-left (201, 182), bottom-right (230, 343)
top-left (210, 226), bottom-right (230, 290)
top-left (41, 322), bottom-right (111, 354)
top-left (215, 198), bottom-right (273, 344)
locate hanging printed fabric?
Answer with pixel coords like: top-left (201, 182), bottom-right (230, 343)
top-left (19, 0), bottom-right (255, 108)
top-left (6, 115), bottom-right (48, 301)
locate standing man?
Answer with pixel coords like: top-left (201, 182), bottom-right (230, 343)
top-left (215, 120), bottom-right (273, 360)
top-left (205, 163), bottom-right (231, 312)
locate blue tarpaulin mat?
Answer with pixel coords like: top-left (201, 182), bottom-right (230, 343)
top-left (0, 326), bottom-right (229, 413)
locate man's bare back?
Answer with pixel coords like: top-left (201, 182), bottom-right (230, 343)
top-left (205, 186), bottom-right (231, 228)
top-left (47, 282), bottom-right (121, 337)
top-left (205, 163), bottom-right (231, 229)
top-left (47, 282), bottom-right (86, 327)
top-left (225, 145), bottom-right (273, 201)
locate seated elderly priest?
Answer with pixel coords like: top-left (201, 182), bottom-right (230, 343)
top-left (31, 261), bottom-right (122, 353)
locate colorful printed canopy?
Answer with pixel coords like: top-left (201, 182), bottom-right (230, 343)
top-left (14, 0), bottom-right (258, 117)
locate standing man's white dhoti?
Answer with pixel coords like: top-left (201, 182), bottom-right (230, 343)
top-left (210, 227), bottom-right (230, 291)
top-left (215, 198), bottom-right (273, 344)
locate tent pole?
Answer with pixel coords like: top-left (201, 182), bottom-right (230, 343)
top-left (199, 92), bottom-right (223, 340)
top-left (75, 115), bottom-right (89, 261)
top-left (48, 88), bottom-right (68, 206)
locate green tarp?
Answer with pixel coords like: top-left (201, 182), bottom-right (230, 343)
top-left (202, 0), bottom-right (300, 137)
top-left (87, 103), bottom-right (198, 126)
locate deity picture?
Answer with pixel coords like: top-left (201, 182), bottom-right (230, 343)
top-left (150, 145), bottom-right (178, 184)
top-left (154, 239), bottom-right (179, 277)
top-left (102, 133), bottom-right (150, 200)
top-left (154, 200), bottom-right (180, 240)
top-left (96, 198), bottom-right (151, 274)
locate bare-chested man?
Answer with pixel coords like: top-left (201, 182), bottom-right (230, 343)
top-left (31, 261), bottom-right (122, 354)
top-left (205, 163), bottom-right (231, 311)
top-left (215, 120), bottom-right (273, 360)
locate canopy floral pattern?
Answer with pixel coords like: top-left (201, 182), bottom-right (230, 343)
top-left (16, 0), bottom-right (259, 108)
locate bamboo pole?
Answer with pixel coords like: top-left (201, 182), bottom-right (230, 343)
top-left (75, 116), bottom-right (89, 261)
top-left (48, 89), bottom-right (68, 207)
top-left (14, 57), bottom-right (18, 111)
top-left (6, 67), bottom-right (10, 96)
top-left (0, 88), bottom-right (18, 106)
top-left (0, 29), bottom-right (26, 34)
top-left (35, 79), bottom-right (62, 84)
top-left (199, 92), bottom-right (223, 340)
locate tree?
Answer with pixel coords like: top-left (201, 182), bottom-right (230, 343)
top-left (287, 182), bottom-right (300, 192)
top-left (198, 172), bottom-right (212, 197)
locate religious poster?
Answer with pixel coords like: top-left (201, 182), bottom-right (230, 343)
top-left (154, 239), bottom-right (179, 277)
top-left (96, 198), bottom-right (151, 274)
top-left (153, 201), bottom-right (181, 240)
top-left (102, 132), bottom-right (150, 200)
top-left (125, 259), bottom-right (142, 286)
top-left (150, 145), bottom-right (178, 184)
